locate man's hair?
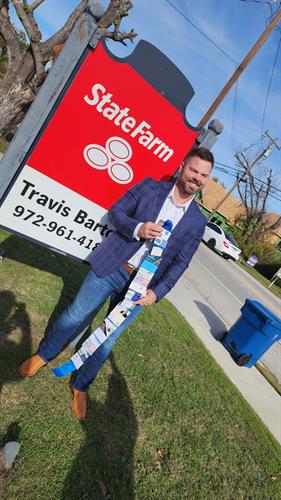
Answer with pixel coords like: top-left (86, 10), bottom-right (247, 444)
top-left (184, 147), bottom-right (214, 168)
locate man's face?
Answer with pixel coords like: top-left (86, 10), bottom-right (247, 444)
top-left (177, 155), bottom-right (212, 196)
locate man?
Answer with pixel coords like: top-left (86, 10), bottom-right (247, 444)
top-left (19, 147), bottom-right (214, 420)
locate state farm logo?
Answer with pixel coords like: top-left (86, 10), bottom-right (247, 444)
top-left (83, 136), bottom-right (133, 184)
top-left (84, 83), bottom-right (174, 164)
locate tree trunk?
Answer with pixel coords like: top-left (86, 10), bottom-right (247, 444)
top-left (0, 77), bottom-right (34, 139)
top-left (0, 0), bottom-right (135, 141)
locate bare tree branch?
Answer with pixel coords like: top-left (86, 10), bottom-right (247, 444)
top-left (248, 173), bottom-right (255, 214)
top-left (98, 0), bottom-right (137, 43)
top-left (29, 0), bottom-right (45, 11)
top-left (11, 1), bottom-right (41, 43)
top-left (236, 148), bottom-right (280, 243)
top-left (0, 1), bottom-right (23, 74)
top-left (103, 28), bottom-right (136, 42)
top-left (98, 0), bottom-right (132, 28)
top-left (261, 170), bottom-right (272, 212)
top-left (263, 215), bottom-right (281, 233)
top-left (40, 0), bottom-right (88, 59)
top-left (11, 0), bottom-right (44, 79)
top-left (237, 176), bottom-right (247, 215)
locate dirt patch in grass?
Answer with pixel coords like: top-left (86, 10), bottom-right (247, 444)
top-left (256, 362), bottom-right (281, 396)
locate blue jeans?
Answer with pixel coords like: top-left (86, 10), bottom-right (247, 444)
top-left (38, 267), bottom-right (142, 391)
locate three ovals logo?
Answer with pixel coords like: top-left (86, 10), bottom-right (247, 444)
top-left (84, 137), bottom-right (134, 184)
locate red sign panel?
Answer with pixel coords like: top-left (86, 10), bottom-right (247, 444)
top-left (29, 42), bottom-right (197, 208)
top-left (0, 41), bottom-right (198, 260)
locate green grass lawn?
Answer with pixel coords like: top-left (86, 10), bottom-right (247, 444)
top-left (0, 229), bottom-right (281, 499)
top-left (238, 260), bottom-right (281, 300)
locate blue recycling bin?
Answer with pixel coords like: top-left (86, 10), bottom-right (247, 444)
top-left (222, 299), bottom-right (281, 367)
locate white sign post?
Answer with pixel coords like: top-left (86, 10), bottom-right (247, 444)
top-left (268, 268), bottom-right (281, 288)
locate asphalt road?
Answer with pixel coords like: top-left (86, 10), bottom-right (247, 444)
top-left (185, 243), bottom-right (281, 382)
top-left (168, 259), bottom-right (281, 443)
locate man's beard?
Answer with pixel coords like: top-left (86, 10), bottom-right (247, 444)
top-left (178, 175), bottom-right (199, 196)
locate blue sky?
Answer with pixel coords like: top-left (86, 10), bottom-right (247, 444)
top-left (11, 0), bottom-right (281, 213)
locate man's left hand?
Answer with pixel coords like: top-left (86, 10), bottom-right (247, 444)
top-left (133, 289), bottom-right (157, 306)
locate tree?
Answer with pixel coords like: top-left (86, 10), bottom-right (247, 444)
top-left (0, 0), bottom-right (137, 140)
top-left (231, 218), bottom-right (278, 263)
top-left (235, 149), bottom-right (281, 243)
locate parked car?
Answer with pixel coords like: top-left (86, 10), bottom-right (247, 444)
top-left (202, 222), bottom-right (241, 261)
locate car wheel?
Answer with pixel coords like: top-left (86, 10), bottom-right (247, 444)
top-left (237, 354), bottom-right (251, 366)
top-left (223, 254), bottom-right (230, 260)
top-left (207, 238), bottom-right (216, 250)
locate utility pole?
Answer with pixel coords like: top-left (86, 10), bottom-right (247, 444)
top-left (264, 130), bottom-right (281, 153)
top-left (207, 133), bottom-right (280, 220)
top-left (198, 8), bottom-right (281, 128)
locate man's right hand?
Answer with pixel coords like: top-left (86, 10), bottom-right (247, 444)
top-left (138, 222), bottom-right (163, 239)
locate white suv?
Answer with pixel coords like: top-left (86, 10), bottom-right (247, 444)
top-left (202, 222), bottom-right (241, 261)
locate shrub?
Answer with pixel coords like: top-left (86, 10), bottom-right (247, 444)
top-left (229, 227), bottom-right (278, 264)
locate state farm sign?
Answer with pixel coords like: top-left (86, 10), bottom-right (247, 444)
top-left (0, 40), bottom-right (198, 260)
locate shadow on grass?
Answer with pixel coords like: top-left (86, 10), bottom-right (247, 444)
top-left (0, 234), bottom-right (90, 387)
top-left (0, 290), bottom-right (31, 388)
top-left (0, 421), bottom-right (21, 449)
top-left (194, 300), bottom-right (228, 340)
top-left (0, 234), bottom-right (88, 333)
top-left (62, 354), bottom-right (138, 500)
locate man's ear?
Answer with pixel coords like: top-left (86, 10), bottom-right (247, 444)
top-left (179, 161), bottom-right (184, 173)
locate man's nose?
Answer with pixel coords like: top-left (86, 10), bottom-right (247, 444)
top-left (192, 173), bottom-right (201, 184)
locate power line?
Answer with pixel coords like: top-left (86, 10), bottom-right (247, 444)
top-left (213, 166), bottom-right (281, 202)
top-left (215, 161), bottom-right (281, 186)
top-left (238, 0), bottom-right (278, 18)
top-left (242, 136), bottom-right (264, 152)
top-left (165, 0), bottom-right (239, 65)
top-left (197, 7), bottom-right (281, 128)
top-left (266, 3), bottom-right (281, 31)
top-left (215, 161), bottom-right (281, 192)
top-left (213, 170), bottom-right (281, 203)
top-left (261, 34), bottom-right (281, 133)
top-left (237, 0), bottom-right (281, 31)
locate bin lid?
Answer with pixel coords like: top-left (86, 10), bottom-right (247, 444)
top-left (244, 299), bottom-right (281, 327)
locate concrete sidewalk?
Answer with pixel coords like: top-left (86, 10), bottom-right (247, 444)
top-left (167, 271), bottom-right (281, 445)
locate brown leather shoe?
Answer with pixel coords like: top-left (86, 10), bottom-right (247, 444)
top-left (70, 387), bottom-right (87, 421)
top-left (18, 354), bottom-right (46, 377)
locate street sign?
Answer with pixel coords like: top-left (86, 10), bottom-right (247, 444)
top-left (268, 267), bottom-right (281, 288)
top-left (275, 268), bottom-right (281, 279)
top-left (0, 39), bottom-right (198, 261)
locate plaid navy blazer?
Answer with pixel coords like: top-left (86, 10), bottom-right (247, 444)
top-left (88, 177), bottom-right (207, 301)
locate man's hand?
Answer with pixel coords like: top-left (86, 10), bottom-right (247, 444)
top-left (133, 289), bottom-right (157, 306)
top-left (138, 221), bottom-right (163, 239)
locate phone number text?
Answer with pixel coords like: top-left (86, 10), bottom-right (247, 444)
top-left (13, 205), bottom-right (99, 251)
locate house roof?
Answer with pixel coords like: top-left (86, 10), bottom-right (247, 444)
top-left (199, 179), bottom-right (281, 237)
top-left (262, 212), bottom-right (281, 238)
top-left (199, 178), bottom-right (245, 222)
